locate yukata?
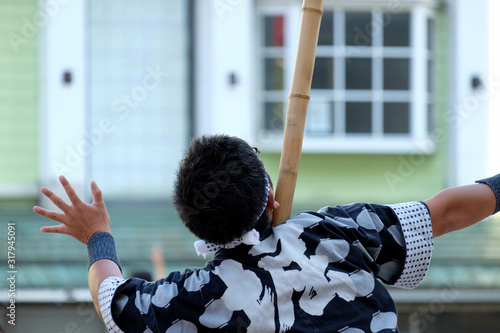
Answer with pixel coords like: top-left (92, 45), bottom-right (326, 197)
top-left (98, 201), bottom-right (433, 333)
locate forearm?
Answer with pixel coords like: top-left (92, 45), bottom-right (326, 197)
top-left (425, 183), bottom-right (496, 237)
top-left (89, 260), bottom-right (123, 320)
top-left (86, 232), bottom-right (123, 320)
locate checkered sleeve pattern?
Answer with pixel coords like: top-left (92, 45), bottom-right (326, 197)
top-left (98, 276), bottom-right (127, 333)
top-left (389, 201), bottom-right (434, 289)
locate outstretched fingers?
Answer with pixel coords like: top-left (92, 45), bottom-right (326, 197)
top-left (91, 180), bottom-right (104, 205)
top-left (33, 205), bottom-right (66, 223)
top-left (34, 205), bottom-right (70, 235)
top-left (59, 175), bottom-right (83, 207)
top-left (40, 223), bottom-right (69, 235)
top-left (40, 186), bottom-right (71, 213)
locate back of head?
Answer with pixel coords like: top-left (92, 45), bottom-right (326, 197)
top-left (173, 135), bottom-right (269, 244)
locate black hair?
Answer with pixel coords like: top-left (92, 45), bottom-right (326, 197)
top-left (173, 134), bottom-right (269, 244)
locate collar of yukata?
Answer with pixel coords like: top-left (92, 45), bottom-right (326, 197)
top-left (193, 175), bottom-right (271, 258)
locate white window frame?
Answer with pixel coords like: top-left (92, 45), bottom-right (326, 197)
top-left (255, 0), bottom-right (439, 154)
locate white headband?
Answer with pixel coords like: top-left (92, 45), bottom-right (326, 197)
top-left (193, 175), bottom-right (271, 258)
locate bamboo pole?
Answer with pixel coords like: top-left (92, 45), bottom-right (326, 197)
top-left (273, 0), bottom-right (323, 226)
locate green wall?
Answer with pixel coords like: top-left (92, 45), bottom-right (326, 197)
top-left (263, 151), bottom-right (446, 210)
top-left (262, 7), bottom-right (448, 211)
top-left (0, 1), bottom-right (39, 188)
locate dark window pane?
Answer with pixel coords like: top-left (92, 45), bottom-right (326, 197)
top-left (346, 102), bottom-right (372, 133)
top-left (384, 13), bottom-right (410, 47)
top-left (312, 57), bottom-right (333, 89)
top-left (383, 102), bottom-right (410, 134)
top-left (346, 58), bottom-right (372, 89)
top-left (345, 12), bottom-right (372, 46)
top-left (384, 58), bottom-right (410, 90)
top-left (318, 11), bottom-right (334, 45)
top-left (428, 103), bottom-right (435, 134)
top-left (427, 18), bottom-right (435, 50)
top-left (427, 59), bottom-right (433, 93)
top-left (264, 16), bottom-right (284, 47)
top-left (264, 102), bottom-right (284, 131)
top-left (264, 58), bottom-right (284, 90)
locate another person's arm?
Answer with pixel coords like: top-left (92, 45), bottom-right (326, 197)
top-left (151, 244), bottom-right (167, 280)
top-left (33, 176), bottom-right (122, 319)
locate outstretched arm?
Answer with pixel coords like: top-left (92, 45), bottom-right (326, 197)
top-left (425, 182), bottom-right (497, 237)
top-left (33, 176), bottom-right (123, 319)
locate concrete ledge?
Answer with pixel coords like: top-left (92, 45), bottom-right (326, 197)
top-left (0, 185), bottom-right (38, 199)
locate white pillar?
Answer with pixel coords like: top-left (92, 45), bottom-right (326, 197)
top-left (195, 0), bottom-right (255, 142)
top-left (489, 0), bottom-right (500, 174)
top-left (448, 0), bottom-right (490, 186)
top-left (39, 0), bottom-right (88, 206)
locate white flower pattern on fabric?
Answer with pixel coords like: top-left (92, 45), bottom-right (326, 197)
top-left (370, 311), bottom-right (398, 332)
top-left (208, 259), bottom-right (275, 332)
top-left (183, 269), bottom-right (211, 292)
top-left (151, 282), bottom-right (178, 308)
top-left (135, 290), bottom-right (151, 314)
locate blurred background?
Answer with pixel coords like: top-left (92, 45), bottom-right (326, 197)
top-left (0, 0), bottom-right (499, 332)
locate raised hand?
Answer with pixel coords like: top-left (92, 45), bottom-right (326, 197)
top-left (33, 175), bottom-right (111, 244)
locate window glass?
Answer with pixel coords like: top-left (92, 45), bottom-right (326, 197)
top-left (427, 59), bottom-right (433, 93)
top-left (312, 57), bottom-right (334, 89)
top-left (427, 103), bottom-right (435, 135)
top-left (265, 58), bottom-right (284, 90)
top-left (264, 102), bottom-right (284, 131)
top-left (264, 16), bottom-right (284, 47)
top-left (345, 12), bottom-right (372, 46)
top-left (384, 13), bottom-right (410, 47)
top-left (346, 102), bottom-right (372, 133)
top-left (383, 102), bottom-right (410, 134)
top-left (384, 58), bottom-right (410, 90)
top-left (427, 18), bottom-right (435, 50)
top-left (346, 58), bottom-right (372, 90)
top-left (306, 102), bottom-right (334, 134)
top-left (318, 11), bottom-right (334, 45)
top-left (89, 0), bottom-right (191, 198)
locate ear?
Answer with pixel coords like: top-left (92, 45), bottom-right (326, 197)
top-left (267, 188), bottom-right (278, 208)
top-left (266, 188), bottom-right (280, 223)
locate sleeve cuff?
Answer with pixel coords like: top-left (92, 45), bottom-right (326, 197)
top-left (98, 276), bottom-right (128, 333)
top-left (389, 201), bottom-right (434, 289)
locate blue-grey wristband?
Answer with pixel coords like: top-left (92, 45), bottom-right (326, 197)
top-left (87, 232), bottom-right (122, 272)
top-left (476, 174), bottom-right (500, 214)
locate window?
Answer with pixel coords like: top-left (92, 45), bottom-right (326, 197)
top-left (257, 2), bottom-right (437, 153)
top-left (89, 0), bottom-right (190, 199)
